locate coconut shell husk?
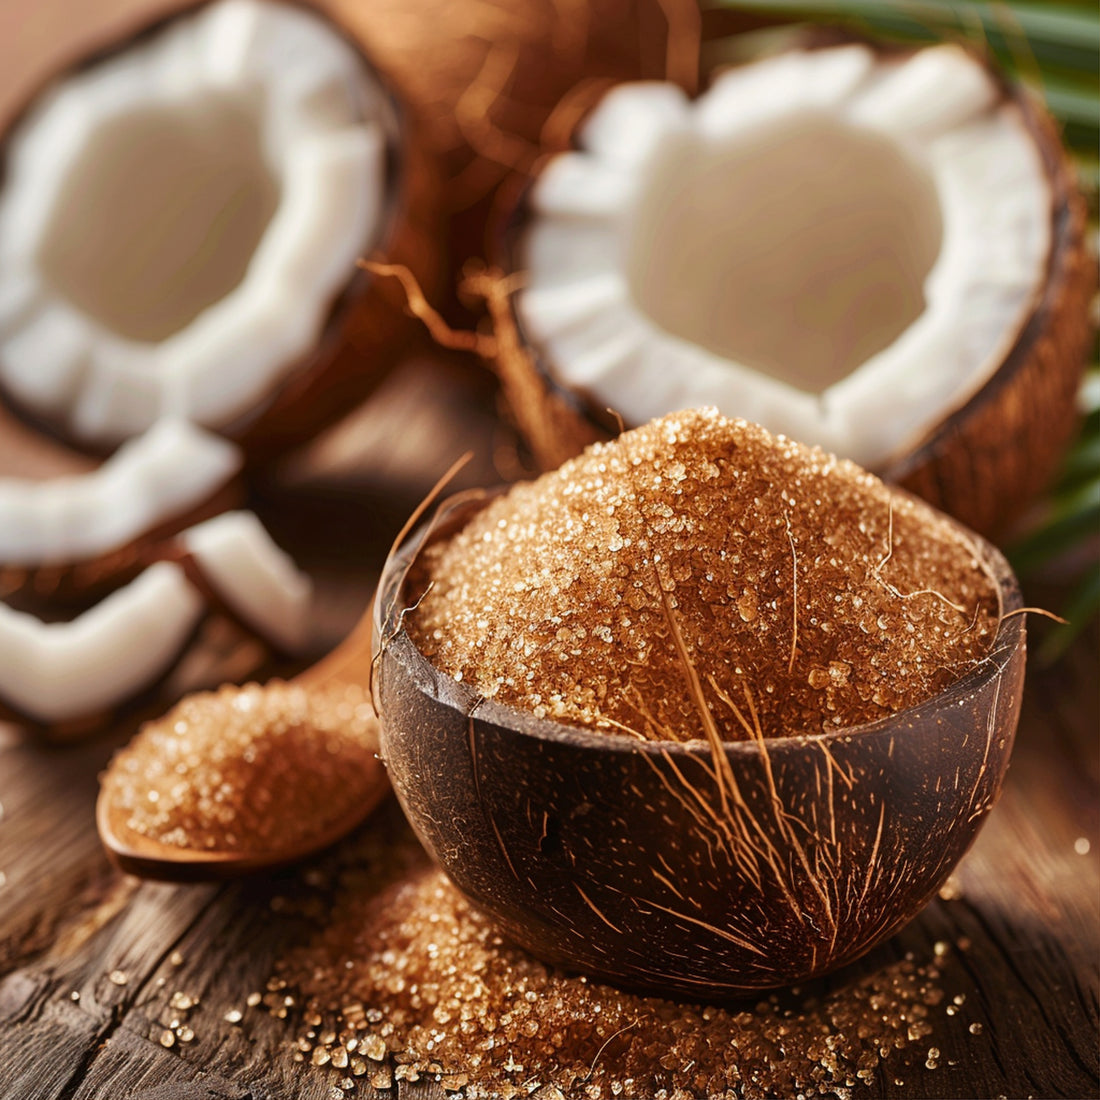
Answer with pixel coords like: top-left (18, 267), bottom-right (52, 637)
top-left (883, 83), bottom-right (1095, 537)
top-left (325, 0), bottom-right (701, 175)
top-left (325, 0), bottom-right (706, 282)
top-left (491, 34), bottom-right (1094, 539)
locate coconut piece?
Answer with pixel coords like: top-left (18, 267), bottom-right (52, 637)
top-left (177, 510), bottom-right (312, 655)
top-left (0, 420), bottom-right (244, 607)
top-left (507, 40), bottom-right (1092, 535)
top-left (0, 506), bottom-right (314, 728)
top-left (0, 561), bottom-right (203, 725)
top-left (0, 0), bottom-right (430, 455)
top-left (0, 419), bottom-right (241, 568)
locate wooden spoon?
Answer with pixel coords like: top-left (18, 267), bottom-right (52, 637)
top-left (96, 601), bottom-right (387, 882)
top-left (97, 451), bottom-right (473, 882)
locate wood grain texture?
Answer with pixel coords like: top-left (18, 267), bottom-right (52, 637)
top-left (2, 2), bottom-right (1090, 1095)
top-left (0, 359), bottom-right (1096, 1098)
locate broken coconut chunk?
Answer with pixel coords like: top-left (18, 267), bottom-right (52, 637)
top-left (511, 40), bottom-right (1091, 534)
top-left (0, 0), bottom-right (392, 447)
top-left (0, 419), bottom-right (241, 568)
top-left (0, 562), bottom-right (203, 724)
top-left (179, 511), bottom-right (312, 655)
top-left (0, 508), bottom-right (314, 726)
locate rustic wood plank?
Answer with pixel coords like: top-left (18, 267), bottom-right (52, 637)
top-left (1, 644), bottom-right (1096, 1100)
top-left (0, 344), bottom-right (1095, 1097)
top-left (0, 734), bottom-right (118, 972)
top-left (70, 1029), bottom-right (255, 1100)
top-left (0, 881), bottom-right (217, 1099)
top-left (65, 885), bottom-right (369, 1100)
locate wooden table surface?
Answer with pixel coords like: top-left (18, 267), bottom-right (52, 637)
top-left (0, 348), bottom-right (1096, 1100)
top-left (0, 4), bottom-right (1096, 1093)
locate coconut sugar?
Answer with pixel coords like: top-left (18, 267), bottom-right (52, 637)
top-left (102, 681), bottom-right (378, 852)
top-left (273, 807), bottom-right (972, 1099)
top-left (408, 409), bottom-right (999, 740)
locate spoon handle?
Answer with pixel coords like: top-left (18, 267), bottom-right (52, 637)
top-left (296, 595), bottom-right (375, 690)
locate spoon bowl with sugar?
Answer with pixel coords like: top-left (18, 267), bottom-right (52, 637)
top-left (96, 609), bottom-right (388, 881)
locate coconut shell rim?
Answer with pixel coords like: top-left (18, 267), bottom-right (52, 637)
top-left (375, 485), bottom-right (1026, 761)
top-left (882, 50), bottom-right (1091, 482)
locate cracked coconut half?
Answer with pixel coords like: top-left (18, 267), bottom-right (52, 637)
top-left (0, 509), bottom-right (313, 727)
top-left (0, 0), bottom-right (433, 453)
top-left (510, 39), bottom-right (1093, 535)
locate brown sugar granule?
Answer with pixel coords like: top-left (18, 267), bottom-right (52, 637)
top-left (276, 813), bottom-right (957, 1099)
top-left (407, 409), bottom-right (999, 740)
top-left (102, 681), bottom-right (379, 852)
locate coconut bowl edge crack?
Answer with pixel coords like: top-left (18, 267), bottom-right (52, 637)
top-left (374, 409), bottom-right (1026, 998)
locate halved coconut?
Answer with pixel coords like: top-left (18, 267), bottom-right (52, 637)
top-left (0, 0), bottom-right (438, 456)
top-left (507, 40), bottom-right (1093, 535)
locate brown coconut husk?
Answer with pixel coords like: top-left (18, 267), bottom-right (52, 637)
top-left (882, 84), bottom-right (1095, 537)
top-left (324, 0), bottom-right (702, 179)
top-left (324, 0), bottom-right (705, 277)
top-left (489, 35), bottom-right (1095, 539)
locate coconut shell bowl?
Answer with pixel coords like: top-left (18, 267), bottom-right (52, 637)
top-left (373, 490), bottom-right (1026, 1000)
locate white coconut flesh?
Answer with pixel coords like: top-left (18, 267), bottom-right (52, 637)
top-left (517, 44), bottom-right (1052, 468)
top-left (0, 419), bottom-right (241, 567)
top-left (0, 0), bottom-right (391, 445)
top-left (0, 509), bottom-right (311, 722)
top-left (0, 562), bottom-right (203, 723)
top-left (180, 509), bottom-right (312, 654)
